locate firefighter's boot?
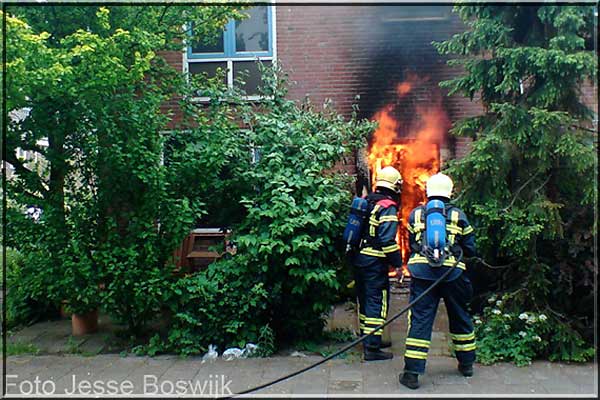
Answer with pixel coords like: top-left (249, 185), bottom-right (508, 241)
top-left (458, 363), bottom-right (473, 377)
top-left (399, 372), bottom-right (419, 389)
top-left (380, 340), bottom-right (392, 349)
top-left (364, 348), bottom-right (393, 361)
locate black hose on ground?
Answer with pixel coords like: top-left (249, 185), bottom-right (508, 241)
top-left (227, 248), bottom-right (463, 398)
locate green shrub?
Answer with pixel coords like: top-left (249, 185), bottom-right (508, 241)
top-left (4, 247), bottom-right (58, 329)
top-left (474, 293), bottom-right (595, 366)
top-left (230, 66), bottom-right (374, 344)
top-left (143, 64), bottom-right (374, 355)
top-left (142, 257), bottom-right (269, 356)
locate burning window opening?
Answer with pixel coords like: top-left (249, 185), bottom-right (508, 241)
top-left (366, 75), bottom-right (449, 277)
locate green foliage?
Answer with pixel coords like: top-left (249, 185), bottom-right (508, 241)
top-left (6, 342), bottom-right (41, 356)
top-left (148, 64), bottom-right (374, 354)
top-left (4, 7), bottom-right (242, 332)
top-left (11, 4), bottom-right (248, 50)
top-left (435, 5), bottom-right (597, 360)
top-left (255, 324), bottom-right (277, 357)
top-left (3, 248), bottom-right (58, 329)
top-left (6, 6), bottom-right (373, 352)
top-left (138, 258), bottom-right (269, 356)
top-left (232, 66), bottom-right (374, 344)
top-left (474, 293), bottom-right (594, 366)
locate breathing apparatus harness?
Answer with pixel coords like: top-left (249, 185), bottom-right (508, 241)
top-left (421, 199), bottom-right (453, 267)
top-left (229, 247), bottom-right (464, 398)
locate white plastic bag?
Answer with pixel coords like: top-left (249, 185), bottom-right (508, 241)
top-left (243, 343), bottom-right (258, 358)
top-left (222, 347), bottom-right (244, 361)
top-left (202, 344), bottom-right (218, 363)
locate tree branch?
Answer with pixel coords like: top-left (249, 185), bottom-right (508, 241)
top-left (501, 170), bottom-right (542, 212)
top-left (533, 174), bottom-right (551, 195)
top-left (571, 124), bottom-right (597, 134)
top-left (14, 142), bottom-right (46, 156)
top-left (157, 4), bottom-right (172, 28)
top-left (4, 153), bottom-right (49, 196)
top-left (466, 256), bottom-right (516, 269)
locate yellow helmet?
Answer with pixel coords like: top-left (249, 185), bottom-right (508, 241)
top-left (426, 173), bottom-right (453, 198)
top-left (375, 166), bottom-right (403, 193)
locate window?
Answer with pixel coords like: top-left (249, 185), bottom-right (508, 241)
top-left (379, 6), bottom-right (451, 22)
top-left (185, 5), bottom-right (275, 99)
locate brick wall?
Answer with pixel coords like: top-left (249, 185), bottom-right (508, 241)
top-left (157, 50), bottom-right (185, 130)
top-left (162, 5), bottom-right (597, 179)
top-left (276, 5), bottom-right (483, 179)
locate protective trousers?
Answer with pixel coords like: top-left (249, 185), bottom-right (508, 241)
top-left (354, 261), bottom-right (390, 351)
top-left (404, 274), bottom-right (476, 374)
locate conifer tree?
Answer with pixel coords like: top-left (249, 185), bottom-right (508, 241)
top-left (435, 5), bottom-right (597, 360)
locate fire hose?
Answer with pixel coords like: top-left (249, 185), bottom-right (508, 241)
top-left (228, 248), bottom-right (463, 398)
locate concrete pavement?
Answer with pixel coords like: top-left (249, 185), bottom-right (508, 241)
top-left (3, 354), bottom-right (597, 397)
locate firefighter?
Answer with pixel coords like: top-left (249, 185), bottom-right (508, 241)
top-left (399, 173), bottom-right (477, 389)
top-left (352, 166), bottom-right (404, 361)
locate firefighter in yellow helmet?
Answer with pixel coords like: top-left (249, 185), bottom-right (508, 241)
top-left (399, 172), bottom-right (477, 389)
top-left (352, 166), bottom-right (404, 361)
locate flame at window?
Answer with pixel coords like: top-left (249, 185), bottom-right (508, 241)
top-left (367, 74), bottom-right (449, 276)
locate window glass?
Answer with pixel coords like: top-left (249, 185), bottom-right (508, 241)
top-left (235, 6), bottom-right (269, 53)
top-left (234, 61), bottom-right (270, 95)
top-left (379, 5), bottom-right (451, 21)
top-left (189, 62), bottom-right (228, 84)
top-left (191, 27), bottom-right (225, 54)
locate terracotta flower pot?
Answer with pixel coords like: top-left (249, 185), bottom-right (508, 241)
top-left (71, 309), bottom-right (99, 336)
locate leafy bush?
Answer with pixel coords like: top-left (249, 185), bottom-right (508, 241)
top-left (4, 248), bottom-right (58, 329)
top-left (140, 258), bottom-right (269, 356)
top-left (474, 293), bottom-right (595, 366)
top-left (232, 66), bottom-right (374, 344)
top-left (146, 64), bottom-right (374, 354)
top-left (5, 7), bottom-right (243, 335)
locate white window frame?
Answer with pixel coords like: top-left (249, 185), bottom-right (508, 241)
top-left (183, 5), bottom-right (277, 102)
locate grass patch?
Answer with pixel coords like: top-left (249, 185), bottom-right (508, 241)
top-left (6, 342), bottom-right (40, 356)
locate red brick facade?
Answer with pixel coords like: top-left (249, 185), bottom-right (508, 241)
top-left (275, 5), bottom-right (482, 178)
top-left (161, 5), bottom-right (598, 180)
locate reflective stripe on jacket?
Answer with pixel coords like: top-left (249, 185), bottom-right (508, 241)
top-left (358, 197), bottom-right (403, 268)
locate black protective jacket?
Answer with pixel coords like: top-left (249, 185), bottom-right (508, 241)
top-left (352, 191), bottom-right (403, 268)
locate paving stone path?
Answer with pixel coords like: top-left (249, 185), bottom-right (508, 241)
top-left (4, 283), bottom-right (597, 397)
top-left (3, 354), bottom-right (597, 396)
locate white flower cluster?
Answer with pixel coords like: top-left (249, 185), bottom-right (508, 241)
top-left (533, 335), bottom-right (542, 342)
top-left (503, 313), bottom-right (511, 319)
top-left (519, 313), bottom-right (528, 320)
top-left (526, 315), bottom-right (537, 324)
top-left (487, 295), bottom-right (497, 304)
top-left (517, 312), bottom-right (547, 325)
top-left (518, 331), bottom-right (527, 338)
top-left (496, 300), bottom-right (503, 307)
top-left (492, 309), bottom-right (501, 315)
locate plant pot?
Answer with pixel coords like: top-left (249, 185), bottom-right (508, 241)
top-left (72, 309), bottom-right (99, 336)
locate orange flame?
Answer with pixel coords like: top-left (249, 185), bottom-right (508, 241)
top-left (368, 76), bottom-right (449, 276)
